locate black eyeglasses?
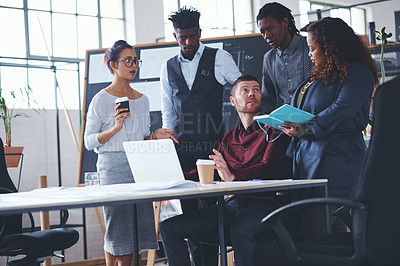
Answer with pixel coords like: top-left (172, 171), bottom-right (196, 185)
top-left (118, 59), bottom-right (142, 68)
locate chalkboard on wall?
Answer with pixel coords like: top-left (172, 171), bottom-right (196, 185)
top-left (78, 33), bottom-right (271, 184)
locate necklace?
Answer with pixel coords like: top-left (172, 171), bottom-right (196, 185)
top-left (301, 81), bottom-right (314, 94)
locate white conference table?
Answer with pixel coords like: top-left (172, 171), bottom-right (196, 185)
top-left (0, 179), bottom-right (328, 266)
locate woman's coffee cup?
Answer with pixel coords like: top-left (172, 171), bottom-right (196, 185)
top-left (196, 159), bottom-right (215, 185)
top-left (115, 97), bottom-right (129, 113)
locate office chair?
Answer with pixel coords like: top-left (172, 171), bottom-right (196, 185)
top-left (253, 76), bottom-right (400, 266)
top-left (0, 137), bottom-right (79, 266)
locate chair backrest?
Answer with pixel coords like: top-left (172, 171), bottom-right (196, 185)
top-left (0, 138), bottom-right (17, 193)
top-left (0, 137), bottom-right (22, 241)
top-left (355, 76), bottom-right (400, 265)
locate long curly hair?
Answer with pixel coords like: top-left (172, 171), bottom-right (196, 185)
top-left (308, 17), bottom-right (378, 85)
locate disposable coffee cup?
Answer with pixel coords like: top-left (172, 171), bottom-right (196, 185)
top-left (115, 97), bottom-right (129, 113)
top-left (196, 159), bottom-right (215, 186)
top-left (85, 172), bottom-right (100, 186)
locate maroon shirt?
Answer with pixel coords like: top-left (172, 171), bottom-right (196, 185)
top-left (185, 121), bottom-right (292, 181)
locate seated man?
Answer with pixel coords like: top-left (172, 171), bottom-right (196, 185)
top-left (159, 75), bottom-right (293, 266)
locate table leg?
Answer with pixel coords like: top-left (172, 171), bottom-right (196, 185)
top-left (133, 203), bottom-right (140, 266)
top-left (324, 183), bottom-right (331, 234)
top-left (147, 201), bottom-right (162, 266)
top-left (217, 196), bottom-right (227, 266)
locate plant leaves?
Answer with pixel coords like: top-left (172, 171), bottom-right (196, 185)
top-left (0, 86), bottom-right (44, 143)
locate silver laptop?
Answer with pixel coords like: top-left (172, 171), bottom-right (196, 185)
top-left (123, 139), bottom-right (185, 183)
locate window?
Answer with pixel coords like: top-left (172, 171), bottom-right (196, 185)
top-left (0, 0), bottom-right (125, 110)
top-left (0, 7), bottom-right (26, 58)
top-left (163, 0), bottom-right (253, 42)
top-left (299, 0), bottom-right (366, 35)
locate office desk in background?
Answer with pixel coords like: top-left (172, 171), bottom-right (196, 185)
top-left (0, 179), bottom-right (328, 266)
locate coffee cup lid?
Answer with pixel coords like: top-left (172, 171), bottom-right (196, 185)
top-left (196, 159), bottom-right (215, 165)
top-left (115, 96), bottom-right (129, 104)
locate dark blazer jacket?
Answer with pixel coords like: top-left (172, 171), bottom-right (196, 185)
top-left (287, 63), bottom-right (374, 198)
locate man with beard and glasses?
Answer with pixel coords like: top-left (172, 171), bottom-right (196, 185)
top-left (160, 6), bottom-right (241, 265)
top-left (159, 75), bottom-right (292, 266)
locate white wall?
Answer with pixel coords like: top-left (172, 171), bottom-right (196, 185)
top-left (126, 0), bottom-right (165, 45)
top-left (361, 0), bottom-right (399, 42)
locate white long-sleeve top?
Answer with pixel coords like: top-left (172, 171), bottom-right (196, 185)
top-left (84, 89), bottom-right (150, 153)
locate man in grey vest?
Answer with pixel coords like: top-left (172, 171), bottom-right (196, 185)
top-left (160, 6), bottom-right (241, 265)
top-left (257, 2), bottom-right (312, 114)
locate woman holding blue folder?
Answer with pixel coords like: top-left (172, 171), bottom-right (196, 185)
top-left (279, 17), bottom-right (378, 234)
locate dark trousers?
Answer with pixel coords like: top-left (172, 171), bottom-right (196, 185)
top-left (159, 196), bottom-right (279, 266)
top-left (178, 144), bottom-right (220, 266)
top-left (180, 198), bottom-right (219, 266)
top-left (300, 188), bottom-right (347, 237)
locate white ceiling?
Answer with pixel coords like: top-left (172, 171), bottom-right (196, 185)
top-left (317, 0), bottom-right (395, 7)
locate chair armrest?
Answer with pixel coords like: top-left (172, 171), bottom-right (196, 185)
top-left (0, 215), bottom-right (5, 240)
top-left (59, 209), bottom-right (70, 228)
top-left (262, 197), bottom-right (366, 224)
top-left (332, 205), bottom-right (353, 230)
top-left (0, 187), bottom-right (15, 194)
top-left (261, 197), bottom-right (368, 264)
top-left (0, 187), bottom-right (36, 235)
top-left (26, 212), bottom-right (35, 232)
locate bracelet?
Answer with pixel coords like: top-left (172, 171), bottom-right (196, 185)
top-left (150, 131), bottom-right (155, 140)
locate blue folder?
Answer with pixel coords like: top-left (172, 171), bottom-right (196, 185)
top-left (253, 104), bottom-right (315, 129)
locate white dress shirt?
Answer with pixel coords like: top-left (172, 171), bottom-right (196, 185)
top-left (160, 42), bottom-right (242, 129)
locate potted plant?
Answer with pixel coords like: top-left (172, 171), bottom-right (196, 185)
top-left (0, 86), bottom-right (43, 167)
top-left (375, 26), bottom-right (393, 84)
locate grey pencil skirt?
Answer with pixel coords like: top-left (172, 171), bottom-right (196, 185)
top-left (97, 152), bottom-right (158, 256)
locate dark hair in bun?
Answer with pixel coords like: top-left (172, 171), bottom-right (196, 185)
top-left (104, 40), bottom-right (133, 74)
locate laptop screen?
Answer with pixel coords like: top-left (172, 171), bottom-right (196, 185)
top-left (123, 139), bottom-right (185, 183)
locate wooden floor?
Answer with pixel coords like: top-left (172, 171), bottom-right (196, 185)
top-left (52, 254), bottom-right (231, 266)
top-left (53, 258), bottom-right (106, 266)
top-left (53, 257), bottom-right (149, 266)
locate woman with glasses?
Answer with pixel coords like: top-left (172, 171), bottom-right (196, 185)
top-left (84, 40), bottom-right (177, 266)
